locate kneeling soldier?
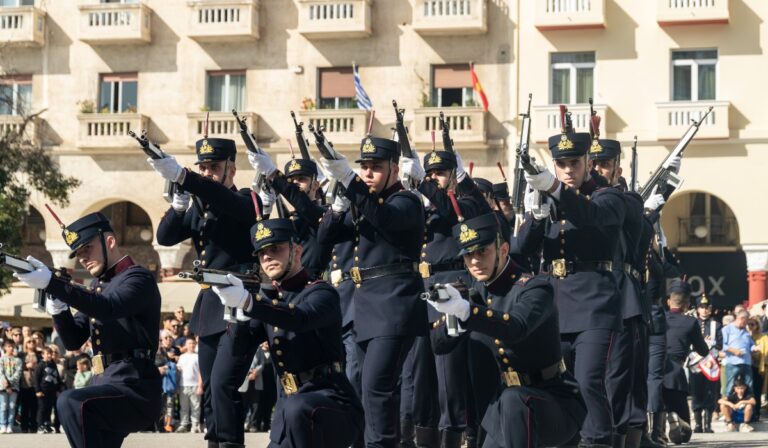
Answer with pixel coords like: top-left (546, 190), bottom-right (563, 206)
top-left (213, 216), bottom-right (364, 448)
top-left (14, 213), bottom-right (162, 448)
top-left (427, 212), bottom-right (586, 448)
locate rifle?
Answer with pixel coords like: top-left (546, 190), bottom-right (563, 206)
top-left (512, 94), bottom-right (532, 232)
top-left (233, 109), bottom-right (269, 193)
top-left (307, 122), bottom-right (344, 203)
top-left (0, 244), bottom-right (70, 312)
top-left (290, 111), bottom-right (312, 161)
top-left (639, 106), bottom-right (713, 201)
top-left (128, 130), bottom-right (178, 203)
top-left (392, 100), bottom-right (415, 158)
top-left (629, 136), bottom-right (638, 193)
top-left (178, 261), bottom-right (261, 322)
top-left (438, 111), bottom-right (454, 154)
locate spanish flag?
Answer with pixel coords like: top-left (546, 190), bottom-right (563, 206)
top-left (470, 62), bottom-right (489, 112)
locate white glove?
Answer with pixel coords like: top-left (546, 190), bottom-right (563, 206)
top-left (426, 284), bottom-right (470, 322)
top-left (314, 159), bottom-right (327, 184)
top-left (400, 157), bottom-right (425, 184)
top-left (668, 156), bottom-right (682, 174)
top-left (45, 297), bottom-right (69, 316)
top-left (171, 192), bottom-right (190, 213)
top-left (148, 157), bottom-right (184, 183)
top-left (524, 168), bottom-right (557, 192)
top-left (644, 186), bottom-right (665, 211)
top-left (332, 194), bottom-right (350, 213)
top-left (523, 187), bottom-right (537, 214)
top-left (247, 151), bottom-right (276, 176)
top-left (259, 189), bottom-right (275, 216)
top-left (235, 308), bottom-right (251, 322)
top-left (319, 156), bottom-right (355, 188)
top-left (454, 151), bottom-right (467, 182)
top-left (13, 256), bottom-right (52, 290)
top-left (212, 274), bottom-right (249, 309)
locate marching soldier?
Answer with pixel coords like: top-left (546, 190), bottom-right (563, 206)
top-left (212, 215), bottom-right (364, 447)
top-left (151, 137), bottom-right (260, 447)
top-left (662, 279), bottom-right (709, 444)
top-left (491, 182), bottom-right (515, 227)
top-left (318, 135), bottom-right (427, 446)
top-left (691, 294), bottom-right (722, 433)
top-left (427, 212), bottom-right (586, 447)
top-left (14, 212), bottom-right (162, 448)
top-left (518, 129), bottom-right (624, 448)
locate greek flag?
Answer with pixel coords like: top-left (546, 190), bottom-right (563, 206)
top-left (353, 64), bottom-right (373, 111)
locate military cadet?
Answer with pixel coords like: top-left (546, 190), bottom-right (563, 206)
top-left (691, 294), bottom-right (722, 433)
top-left (518, 129), bottom-right (624, 448)
top-left (589, 138), bottom-right (648, 448)
top-left (247, 153), bottom-right (331, 279)
top-left (318, 135), bottom-right (427, 447)
top-left (150, 137), bottom-right (260, 448)
top-left (473, 178), bottom-right (495, 210)
top-left (212, 214), bottom-right (364, 447)
top-left (662, 279), bottom-right (709, 444)
top-left (14, 213), bottom-right (162, 448)
top-left (491, 182), bottom-right (514, 227)
top-left (427, 212), bottom-right (585, 448)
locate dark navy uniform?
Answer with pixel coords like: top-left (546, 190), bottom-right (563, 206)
top-left (155, 138), bottom-right (260, 446)
top-left (691, 295), bottom-right (722, 432)
top-left (431, 213), bottom-right (585, 448)
top-left (518, 132), bottom-right (623, 446)
top-left (319, 136), bottom-right (427, 446)
top-left (45, 213), bottom-right (162, 448)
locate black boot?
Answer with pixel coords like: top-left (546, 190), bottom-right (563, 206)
top-left (415, 426), bottom-right (439, 448)
top-left (692, 409), bottom-right (703, 433)
top-left (400, 419), bottom-right (416, 448)
top-left (440, 429), bottom-right (463, 448)
top-left (626, 428), bottom-right (643, 448)
top-left (612, 433), bottom-right (627, 448)
top-left (667, 412), bottom-right (692, 445)
top-left (207, 442), bottom-right (219, 448)
top-left (703, 409), bottom-right (713, 433)
top-left (648, 413), bottom-right (666, 446)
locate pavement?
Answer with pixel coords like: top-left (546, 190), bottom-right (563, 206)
top-left (1, 420), bottom-right (768, 447)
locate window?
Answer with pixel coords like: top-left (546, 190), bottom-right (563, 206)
top-left (99, 73), bottom-right (138, 113)
top-left (550, 52), bottom-right (595, 105)
top-left (672, 50), bottom-right (717, 102)
top-left (432, 64), bottom-right (474, 107)
top-left (318, 67), bottom-right (355, 109)
top-left (0, 0), bottom-right (35, 7)
top-left (206, 70), bottom-right (245, 112)
top-left (680, 192), bottom-right (737, 247)
top-left (0, 75), bottom-right (32, 116)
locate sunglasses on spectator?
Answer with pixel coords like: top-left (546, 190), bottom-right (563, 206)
top-left (170, 325), bottom-right (180, 328)
top-left (12, 333), bottom-right (21, 337)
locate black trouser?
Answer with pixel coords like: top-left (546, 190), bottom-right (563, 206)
top-left (19, 387), bottom-right (37, 432)
top-left (357, 336), bottom-right (414, 447)
top-left (435, 336), bottom-right (468, 430)
top-left (690, 371), bottom-right (719, 412)
top-left (607, 317), bottom-right (649, 431)
top-left (36, 390), bottom-right (56, 428)
top-left (662, 389), bottom-right (689, 423)
top-left (646, 334), bottom-right (666, 413)
top-left (256, 367), bottom-right (277, 431)
top-left (409, 336), bottom-right (439, 429)
top-left (466, 331), bottom-right (501, 446)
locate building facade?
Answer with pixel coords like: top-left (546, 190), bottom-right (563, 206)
top-left (0, 0), bottom-right (766, 322)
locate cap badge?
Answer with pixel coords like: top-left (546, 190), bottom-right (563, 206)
top-left (362, 138), bottom-right (376, 154)
top-left (558, 134), bottom-right (574, 151)
top-left (64, 230), bottom-right (79, 246)
top-left (288, 159), bottom-right (301, 173)
top-left (254, 223), bottom-right (272, 242)
top-left (458, 224), bottom-right (478, 244)
top-left (428, 152), bottom-right (442, 165)
top-left (199, 140), bottom-right (215, 155)
top-left (589, 140), bottom-right (603, 154)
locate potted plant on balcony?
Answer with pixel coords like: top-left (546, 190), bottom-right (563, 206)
top-left (77, 100), bottom-right (95, 114)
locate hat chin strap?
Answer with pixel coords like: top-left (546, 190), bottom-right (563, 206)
top-left (273, 241), bottom-right (296, 283)
top-left (220, 160), bottom-right (230, 187)
top-left (95, 229), bottom-right (109, 279)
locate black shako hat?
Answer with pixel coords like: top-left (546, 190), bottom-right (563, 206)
top-left (548, 132), bottom-right (591, 160)
top-left (194, 138), bottom-right (237, 165)
top-left (452, 213), bottom-right (502, 256)
top-left (588, 139), bottom-right (622, 161)
top-left (250, 218), bottom-right (296, 253)
top-left (62, 213), bottom-right (114, 258)
top-left (284, 158), bottom-right (318, 178)
top-left (355, 136), bottom-right (399, 163)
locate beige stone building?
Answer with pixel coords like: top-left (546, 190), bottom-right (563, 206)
top-left (0, 0), bottom-right (765, 324)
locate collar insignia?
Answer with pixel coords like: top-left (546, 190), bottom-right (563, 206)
top-left (254, 223), bottom-right (272, 242)
top-left (458, 224), bottom-right (478, 244)
top-left (362, 138), bottom-right (376, 154)
top-left (558, 134), bottom-right (574, 151)
top-left (199, 140), bottom-right (215, 155)
top-left (64, 230), bottom-right (79, 246)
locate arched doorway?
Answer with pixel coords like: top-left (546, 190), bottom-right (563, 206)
top-left (661, 191), bottom-right (745, 309)
top-left (97, 201), bottom-right (160, 279)
top-left (21, 206), bottom-right (53, 266)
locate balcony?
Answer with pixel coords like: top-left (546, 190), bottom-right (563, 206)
top-left (531, 104), bottom-right (607, 142)
top-left (0, 6), bottom-right (45, 46)
top-left (413, 107), bottom-right (486, 148)
top-left (187, 0), bottom-right (259, 42)
top-left (297, 0), bottom-right (371, 40)
top-left (187, 111), bottom-right (257, 146)
top-left (656, 101), bottom-right (729, 140)
top-left (657, 0), bottom-right (729, 26)
top-left (412, 0), bottom-right (487, 36)
top-left (678, 216), bottom-right (738, 247)
top-left (77, 113), bottom-right (148, 149)
top-left (298, 108), bottom-right (369, 147)
top-left (534, 0), bottom-right (606, 31)
top-left (78, 2), bottom-right (152, 45)
top-left (0, 115), bottom-right (38, 144)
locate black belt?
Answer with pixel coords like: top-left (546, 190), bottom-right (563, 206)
top-left (501, 359), bottom-right (567, 388)
top-left (92, 349), bottom-right (153, 375)
top-left (418, 260), bottom-right (465, 278)
top-left (350, 262), bottom-right (418, 284)
top-left (279, 362), bottom-right (343, 395)
top-left (546, 259), bottom-right (613, 279)
top-left (621, 263), bottom-right (642, 282)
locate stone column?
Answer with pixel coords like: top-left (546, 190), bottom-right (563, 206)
top-left (153, 242), bottom-right (192, 280)
top-left (45, 241), bottom-right (77, 270)
top-left (744, 244), bottom-right (768, 307)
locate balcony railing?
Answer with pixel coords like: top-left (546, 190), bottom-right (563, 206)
top-left (77, 113), bottom-right (148, 149)
top-left (78, 2), bottom-right (152, 44)
top-left (531, 104), bottom-right (607, 142)
top-left (656, 101), bottom-right (729, 140)
top-left (298, 108), bottom-right (369, 146)
top-left (297, 0), bottom-right (371, 39)
top-left (413, 107), bottom-right (486, 146)
top-left (678, 216), bottom-right (738, 247)
top-left (534, 0), bottom-right (606, 31)
top-left (0, 6), bottom-right (45, 46)
top-left (187, 0), bottom-right (259, 42)
top-left (0, 115), bottom-right (37, 144)
top-left (187, 111), bottom-right (257, 146)
top-left (657, 0), bottom-right (730, 26)
top-left (412, 0), bottom-right (487, 36)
